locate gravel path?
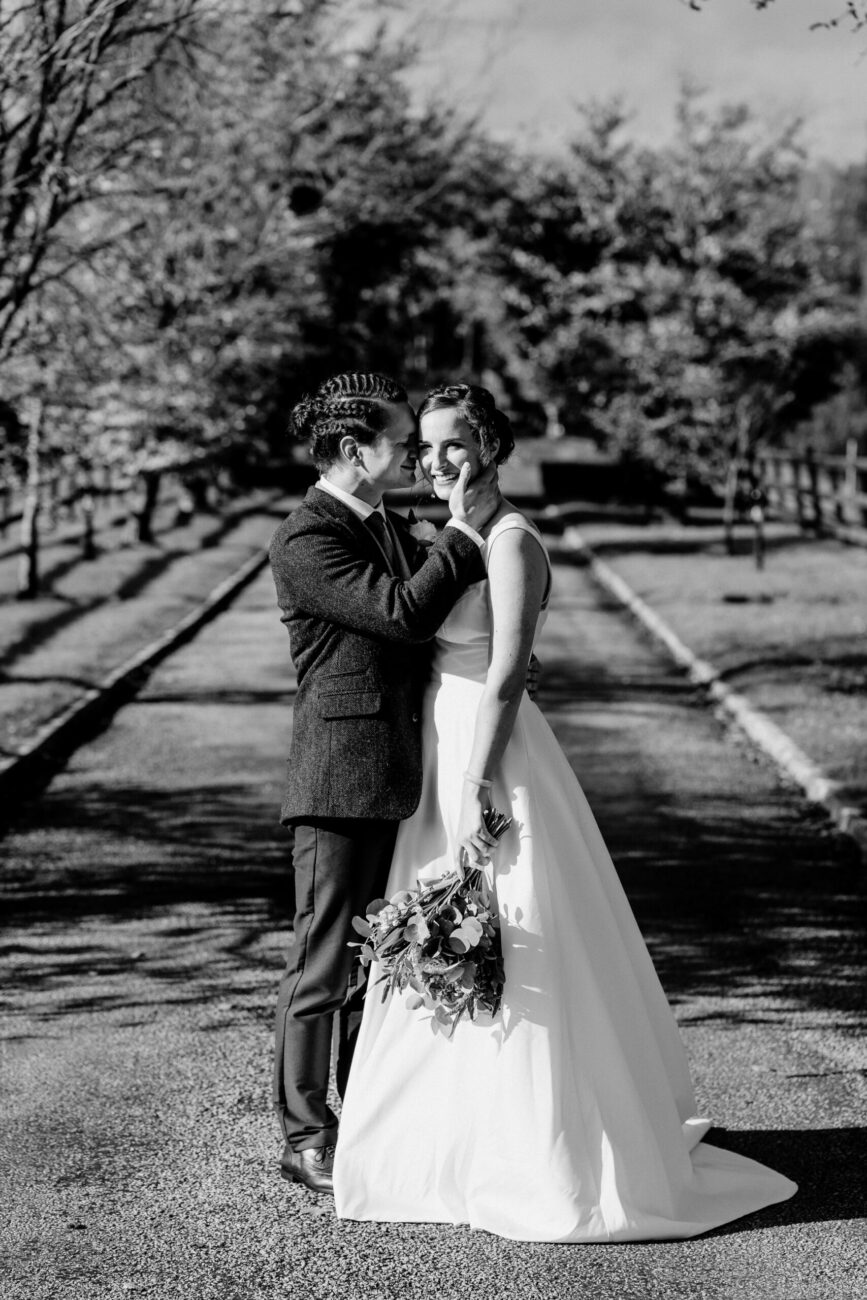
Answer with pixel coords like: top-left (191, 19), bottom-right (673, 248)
top-left (1, 549), bottom-right (864, 1300)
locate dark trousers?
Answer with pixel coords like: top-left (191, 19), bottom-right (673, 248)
top-left (273, 816), bottom-right (398, 1151)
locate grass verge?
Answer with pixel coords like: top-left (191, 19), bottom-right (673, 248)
top-left (574, 519), bottom-right (867, 813)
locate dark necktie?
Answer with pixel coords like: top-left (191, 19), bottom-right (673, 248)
top-left (366, 510), bottom-right (398, 572)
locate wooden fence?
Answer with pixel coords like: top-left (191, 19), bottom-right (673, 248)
top-left (1, 472), bottom-right (120, 538)
top-left (755, 440), bottom-right (867, 546)
top-left (0, 470), bottom-right (151, 555)
top-left (0, 469), bottom-right (198, 601)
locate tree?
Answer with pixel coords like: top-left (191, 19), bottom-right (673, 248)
top-left (0, 0), bottom-right (202, 363)
top-left (1, 5), bottom-right (419, 534)
top-left (684, 0), bottom-right (867, 29)
top-left (480, 89), bottom-right (859, 487)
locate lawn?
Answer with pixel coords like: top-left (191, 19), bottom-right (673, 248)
top-left (570, 518), bottom-right (867, 813)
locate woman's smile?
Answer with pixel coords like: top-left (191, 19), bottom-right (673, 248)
top-left (418, 408), bottom-right (484, 494)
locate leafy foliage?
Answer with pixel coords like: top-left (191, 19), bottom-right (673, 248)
top-left (476, 91), bottom-right (865, 478)
top-left (2, 0), bottom-right (866, 501)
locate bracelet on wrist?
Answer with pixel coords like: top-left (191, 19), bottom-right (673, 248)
top-left (463, 770), bottom-right (492, 789)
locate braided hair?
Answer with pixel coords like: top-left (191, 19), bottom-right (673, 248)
top-left (417, 383), bottom-right (515, 467)
top-left (290, 372), bottom-right (410, 469)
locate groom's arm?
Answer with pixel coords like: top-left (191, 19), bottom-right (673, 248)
top-left (271, 519), bottom-right (485, 645)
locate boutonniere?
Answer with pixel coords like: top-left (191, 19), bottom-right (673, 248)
top-left (407, 509), bottom-right (438, 547)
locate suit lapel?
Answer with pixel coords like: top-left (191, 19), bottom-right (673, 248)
top-left (304, 485), bottom-right (406, 576)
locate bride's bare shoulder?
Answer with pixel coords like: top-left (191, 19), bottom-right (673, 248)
top-left (485, 507), bottom-right (550, 608)
top-left (486, 518), bottom-right (547, 576)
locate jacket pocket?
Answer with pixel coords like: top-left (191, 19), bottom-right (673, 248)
top-left (319, 689), bottom-right (383, 719)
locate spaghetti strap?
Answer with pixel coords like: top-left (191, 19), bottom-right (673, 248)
top-left (484, 514), bottom-right (552, 607)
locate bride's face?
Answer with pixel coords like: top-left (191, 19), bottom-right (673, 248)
top-left (418, 408), bottom-right (485, 499)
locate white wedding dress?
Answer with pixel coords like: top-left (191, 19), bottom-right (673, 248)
top-left (334, 514), bottom-right (797, 1241)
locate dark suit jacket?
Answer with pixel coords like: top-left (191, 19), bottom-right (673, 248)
top-left (269, 486), bottom-right (486, 823)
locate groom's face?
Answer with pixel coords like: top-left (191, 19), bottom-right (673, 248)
top-left (357, 402), bottom-right (419, 491)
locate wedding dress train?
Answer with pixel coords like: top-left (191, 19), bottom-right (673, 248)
top-left (334, 515), bottom-right (796, 1241)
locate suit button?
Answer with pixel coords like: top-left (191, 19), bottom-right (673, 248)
top-left (412, 713), bottom-right (419, 723)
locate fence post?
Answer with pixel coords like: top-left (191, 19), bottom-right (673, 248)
top-left (764, 454), bottom-right (774, 509)
top-left (762, 454), bottom-right (780, 516)
top-left (844, 438), bottom-right (860, 526)
top-left (805, 445), bottom-right (823, 534)
top-left (723, 457), bottom-right (740, 555)
top-left (793, 456), bottom-right (807, 531)
top-left (832, 460), bottom-right (846, 527)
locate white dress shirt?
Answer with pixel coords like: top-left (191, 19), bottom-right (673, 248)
top-left (316, 477), bottom-right (484, 547)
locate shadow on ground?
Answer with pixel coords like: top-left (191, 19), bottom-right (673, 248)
top-left (704, 1127), bottom-right (866, 1230)
top-left (1, 756), bottom-right (863, 1035)
top-left (1, 779), bottom-right (290, 916)
top-left (1, 598), bottom-right (864, 1040)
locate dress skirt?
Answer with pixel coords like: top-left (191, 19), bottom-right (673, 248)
top-left (333, 673), bottom-right (797, 1241)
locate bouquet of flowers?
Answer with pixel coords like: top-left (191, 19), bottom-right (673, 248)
top-left (352, 808), bottom-right (512, 1037)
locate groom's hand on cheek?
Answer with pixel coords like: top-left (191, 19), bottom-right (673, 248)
top-left (449, 462), bottom-right (501, 533)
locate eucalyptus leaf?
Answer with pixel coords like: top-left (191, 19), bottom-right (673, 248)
top-left (406, 916), bottom-right (430, 942)
top-left (378, 927), bottom-right (407, 952)
top-left (460, 917), bottom-right (484, 943)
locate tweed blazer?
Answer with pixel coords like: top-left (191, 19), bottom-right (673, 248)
top-left (269, 486), bottom-right (486, 824)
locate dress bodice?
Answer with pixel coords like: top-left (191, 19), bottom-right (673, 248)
top-left (433, 514), bottom-right (551, 684)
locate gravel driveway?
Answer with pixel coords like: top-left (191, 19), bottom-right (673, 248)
top-left (1, 555), bottom-right (864, 1300)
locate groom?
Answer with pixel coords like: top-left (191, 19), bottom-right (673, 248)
top-left (269, 383), bottom-right (500, 1194)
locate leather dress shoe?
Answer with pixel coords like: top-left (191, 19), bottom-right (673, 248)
top-left (280, 1143), bottom-right (335, 1194)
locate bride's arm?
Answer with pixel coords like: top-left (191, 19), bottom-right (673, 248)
top-left (457, 528), bottom-right (548, 871)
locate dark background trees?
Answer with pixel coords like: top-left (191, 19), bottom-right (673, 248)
top-left (3, 0), bottom-right (867, 552)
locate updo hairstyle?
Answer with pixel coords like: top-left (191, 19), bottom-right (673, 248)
top-left (290, 372), bottom-right (409, 469)
top-left (416, 383), bottom-right (515, 467)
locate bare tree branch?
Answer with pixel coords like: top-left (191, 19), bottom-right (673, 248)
top-left (0, 0), bottom-right (202, 354)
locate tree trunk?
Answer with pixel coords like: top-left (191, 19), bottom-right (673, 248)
top-left (186, 472), bottom-right (211, 512)
top-left (722, 457), bottom-right (739, 556)
top-left (747, 459), bottom-right (766, 571)
top-left (17, 398), bottom-right (44, 600)
top-left (80, 489), bottom-right (97, 560)
top-left (136, 470), bottom-right (162, 543)
top-left (844, 437), bottom-right (860, 526)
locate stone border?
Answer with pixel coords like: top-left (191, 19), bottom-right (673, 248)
top-left (562, 525), bottom-right (867, 863)
top-left (0, 548), bottom-right (269, 809)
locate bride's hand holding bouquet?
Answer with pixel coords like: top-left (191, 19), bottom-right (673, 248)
top-left (352, 805), bottom-right (512, 1036)
top-left (455, 770), bottom-right (500, 880)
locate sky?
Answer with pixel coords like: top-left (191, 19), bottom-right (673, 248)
top-left (393, 0), bottom-right (867, 164)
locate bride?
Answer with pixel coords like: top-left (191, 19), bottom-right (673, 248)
top-left (333, 383), bottom-right (796, 1242)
